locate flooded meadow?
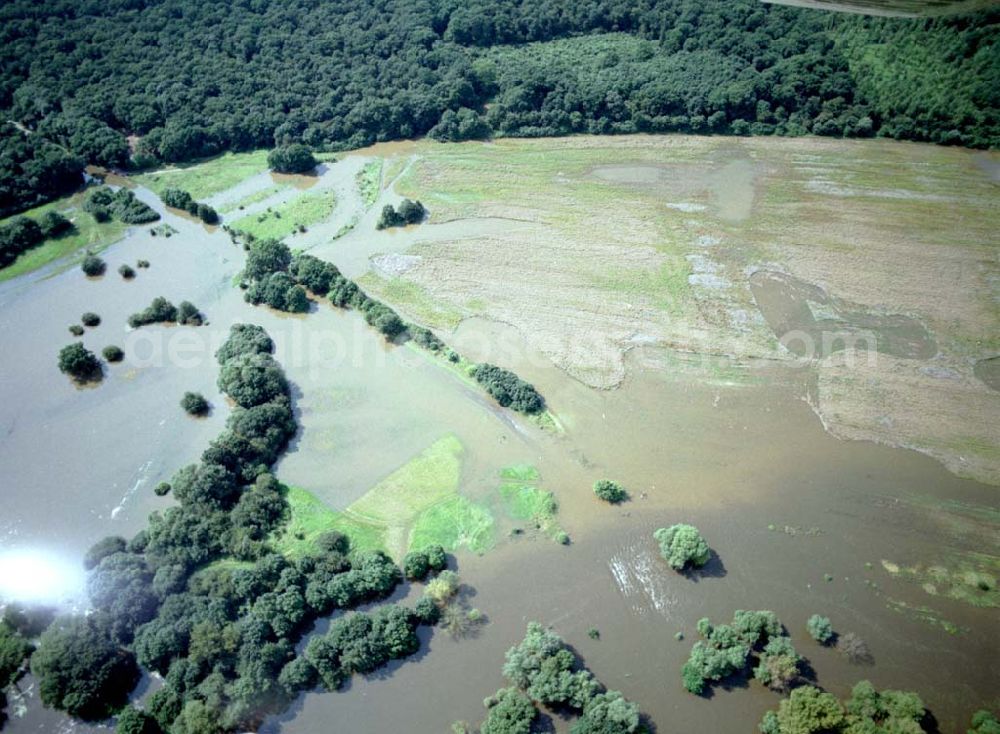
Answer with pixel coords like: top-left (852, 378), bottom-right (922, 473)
top-left (1, 135), bottom-right (997, 733)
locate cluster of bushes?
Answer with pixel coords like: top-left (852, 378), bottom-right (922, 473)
top-left (83, 187), bottom-right (159, 225)
top-left (180, 392), bottom-right (209, 416)
top-left (759, 681), bottom-right (931, 734)
top-left (471, 363), bottom-right (544, 414)
top-left (267, 144), bottom-right (318, 174)
top-left (593, 479), bottom-right (627, 504)
top-left (81, 254), bottom-right (106, 276)
top-left (161, 188), bottom-right (219, 224)
top-left (128, 298), bottom-right (203, 328)
top-left (654, 523), bottom-right (710, 571)
top-left (0, 210), bottom-right (71, 268)
top-left (57, 342), bottom-right (102, 382)
top-left (682, 610), bottom-right (800, 695)
top-left (474, 622), bottom-right (642, 734)
top-left (376, 199), bottom-right (426, 230)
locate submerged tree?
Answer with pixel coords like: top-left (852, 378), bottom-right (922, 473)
top-left (57, 343), bottom-right (101, 381)
top-left (654, 524), bottom-right (710, 571)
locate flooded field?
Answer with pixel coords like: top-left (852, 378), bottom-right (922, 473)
top-left (0, 135), bottom-right (997, 733)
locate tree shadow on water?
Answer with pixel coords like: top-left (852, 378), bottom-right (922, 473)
top-left (684, 550), bottom-right (727, 581)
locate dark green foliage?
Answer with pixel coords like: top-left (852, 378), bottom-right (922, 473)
top-left (103, 345), bottom-right (124, 362)
top-left (0, 623), bottom-right (32, 688)
top-left (424, 544), bottom-right (447, 572)
top-left (84, 187), bottom-right (159, 224)
top-left (128, 297), bottom-right (176, 327)
top-left (81, 254), bottom-right (106, 276)
top-left (181, 392), bottom-right (210, 416)
top-left (88, 552), bottom-right (160, 645)
top-left (572, 690), bottom-right (641, 734)
top-left (471, 363), bottom-right (544, 413)
top-left (682, 610), bottom-right (782, 695)
top-left (69, 324), bottom-right (84, 336)
top-left (57, 342), bottom-right (101, 381)
top-left (218, 352), bottom-right (289, 408)
top-left (410, 326), bottom-right (444, 352)
top-left (289, 254), bottom-right (340, 296)
top-left (481, 623), bottom-right (643, 734)
top-left (0, 123), bottom-right (83, 218)
top-left (137, 259), bottom-right (150, 269)
top-left (128, 298), bottom-right (203, 327)
top-left (162, 188), bottom-right (218, 224)
top-left (3, 603), bottom-right (56, 638)
top-left (162, 188), bottom-right (196, 212)
top-left (154, 482), bottom-right (171, 497)
top-left (81, 311), bottom-right (100, 327)
top-left (115, 705), bottom-right (161, 734)
top-left (245, 272), bottom-right (302, 312)
top-left (0, 215), bottom-right (43, 267)
top-left (176, 301), bottom-right (204, 326)
top-left (304, 605), bottom-right (420, 690)
top-left (654, 524), bottom-right (710, 571)
top-left (118, 264), bottom-right (136, 279)
top-left (361, 299), bottom-right (406, 338)
top-left (753, 636), bottom-right (801, 692)
top-left (376, 199), bottom-right (426, 229)
top-left (37, 113), bottom-right (129, 169)
top-left (482, 687), bottom-right (537, 734)
top-left (503, 623), bottom-right (598, 709)
top-left (267, 145), bottom-right (317, 174)
top-left (402, 550), bottom-right (431, 581)
top-left (970, 710), bottom-right (1000, 734)
top-left (759, 681), bottom-right (929, 734)
top-left (317, 531), bottom-right (350, 554)
top-left (83, 536), bottom-right (128, 570)
top-left (215, 324), bottom-right (274, 365)
top-left (429, 108), bottom-right (491, 142)
top-left (31, 616), bottom-right (140, 721)
top-left (38, 210), bottom-right (71, 238)
top-left (806, 614), bottom-right (834, 644)
top-left (593, 479), bottom-right (627, 504)
top-left (244, 238), bottom-right (291, 282)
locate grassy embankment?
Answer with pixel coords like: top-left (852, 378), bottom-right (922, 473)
top-left (0, 195), bottom-right (126, 283)
top-left (133, 149), bottom-right (271, 199)
top-left (229, 190), bottom-right (336, 240)
top-left (274, 440), bottom-right (568, 560)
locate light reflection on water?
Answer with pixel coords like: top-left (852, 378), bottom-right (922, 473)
top-left (0, 548), bottom-right (86, 605)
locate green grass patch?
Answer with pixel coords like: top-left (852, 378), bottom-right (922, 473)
top-left (499, 464), bottom-right (540, 482)
top-left (271, 485), bottom-right (342, 558)
top-left (348, 434), bottom-right (462, 523)
top-left (0, 195), bottom-right (127, 283)
top-left (134, 149), bottom-right (271, 200)
top-left (499, 483), bottom-right (557, 522)
top-left (230, 190), bottom-right (335, 240)
top-left (218, 184), bottom-right (290, 213)
top-left (357, 159), bottom-right (383, 208)
top-left (409, 496), bottom-right (496, 555)
top-left (357, 272), bottom-right (464, 330)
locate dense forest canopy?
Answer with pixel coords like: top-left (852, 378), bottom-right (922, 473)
top-left (0, 0), bottom-right (996, 215)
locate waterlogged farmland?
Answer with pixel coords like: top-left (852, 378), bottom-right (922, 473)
top-left (0, 135), bottom-right (997, 733)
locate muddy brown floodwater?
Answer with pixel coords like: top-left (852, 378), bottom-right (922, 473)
top-left (0, 149), bottom-right (997, 734)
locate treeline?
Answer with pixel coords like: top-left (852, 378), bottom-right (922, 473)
top-left (83, 186), bottom-right (159, 225)
top-left (162, 188), bottom-right (218, 224)
top-left (0, 123), bottom-right (82, 218)
top-left (0, 0), bottom-right (996, 214)
top-left (237, 238), bottom-right (546, 414)
top-left (0, 210), bottom-right (70, 267)
top-left (30, 323), bottom-right (461, 732)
